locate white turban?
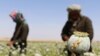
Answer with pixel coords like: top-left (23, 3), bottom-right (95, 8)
top-left (67, 4), bottom-right (81, 12)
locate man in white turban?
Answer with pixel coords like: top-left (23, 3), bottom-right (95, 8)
top-left (61, 4), bottom-right (93, 56)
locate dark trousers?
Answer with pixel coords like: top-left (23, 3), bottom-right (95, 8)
top-left (13, 40), bottom-right (27, 54)
top-left (88, 43), bottom-right (92, 52)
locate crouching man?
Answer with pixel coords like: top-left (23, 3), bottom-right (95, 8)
top-left (61, 4), bottom-right (94, 56)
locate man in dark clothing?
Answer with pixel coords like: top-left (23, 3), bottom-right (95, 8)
top-left (7, 11), bottom-right (29, 54)
top-left (61, 4), bottom-right (93, 56)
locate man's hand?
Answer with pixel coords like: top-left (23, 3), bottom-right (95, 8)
top-left (62, 35), bottom-right (69, 41)
top-left (7, 41), bottom-right (14, 47)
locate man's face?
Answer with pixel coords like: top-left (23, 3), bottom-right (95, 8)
top-left (69, 11), bottom-right (80, 20)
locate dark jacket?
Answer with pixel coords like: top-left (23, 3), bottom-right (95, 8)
top-left (11, 21), bottom-right (29, 42)
top-left (61, 16), bottom-right (93, 41)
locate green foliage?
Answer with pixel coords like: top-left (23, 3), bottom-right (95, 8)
top-left (0, 41), bottom-right (99, 56)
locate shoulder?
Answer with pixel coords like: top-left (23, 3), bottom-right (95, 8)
top-left (81, 15), bottom-right (92, 23)
top-left (22, 21), bottom-right (29, 28)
